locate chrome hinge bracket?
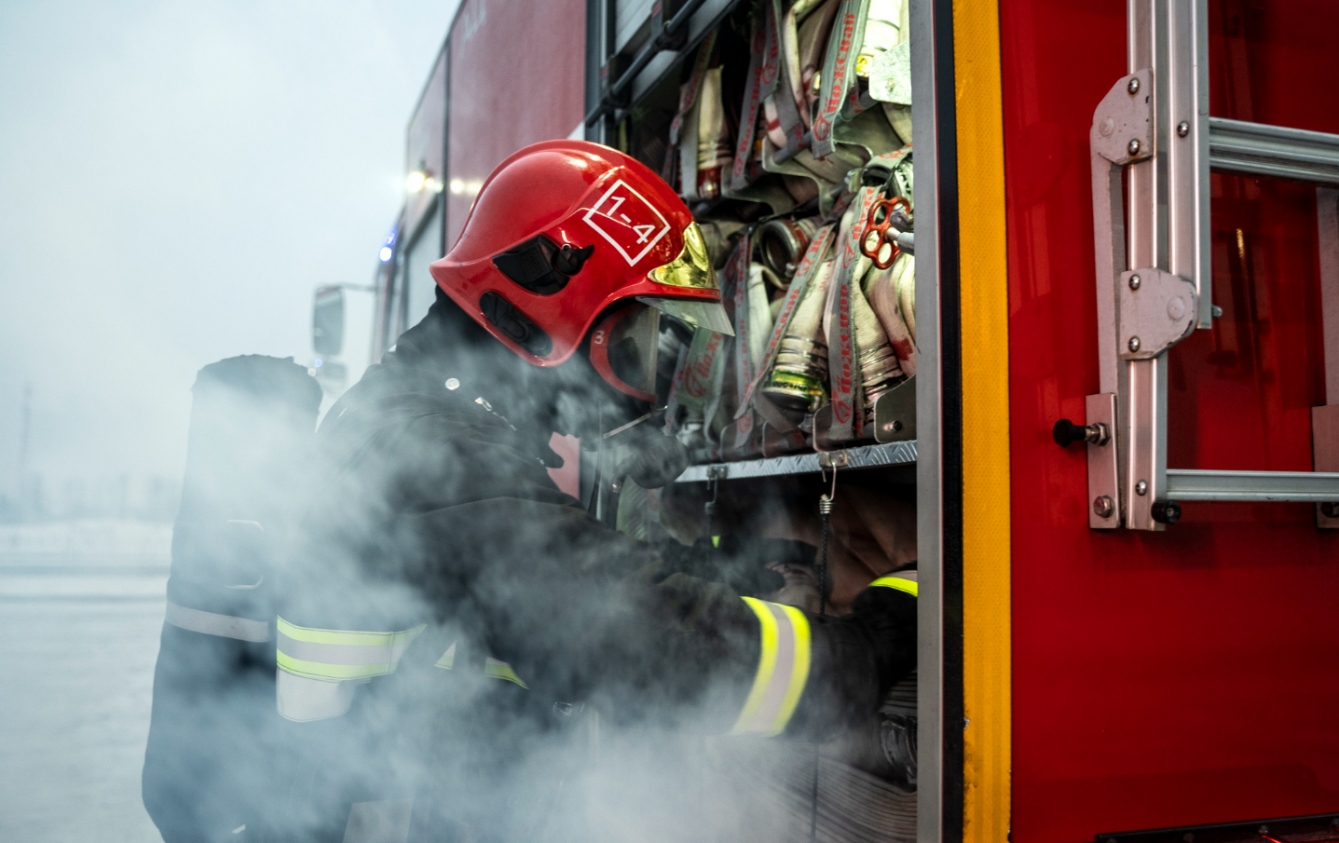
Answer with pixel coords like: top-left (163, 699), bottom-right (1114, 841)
top-left (1118, 268), bottom-right (1198, 359)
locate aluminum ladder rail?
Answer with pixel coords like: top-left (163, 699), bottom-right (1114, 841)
top-left (1085, 0), bottom-right (1339, 530)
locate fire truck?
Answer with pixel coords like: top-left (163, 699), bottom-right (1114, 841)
top-left (312, 1), bottom-right (1339, 841)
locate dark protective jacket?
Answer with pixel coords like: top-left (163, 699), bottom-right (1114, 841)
top-left (273, 295), bottom-right (917, 841)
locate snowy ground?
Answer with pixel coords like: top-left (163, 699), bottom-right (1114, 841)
top-left (0, 521), bottom-right (169, 842)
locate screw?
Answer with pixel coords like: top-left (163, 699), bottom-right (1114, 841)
top-left (1212, 304), bottom-right (1223, 318)
top-left (1129, 273), bottom-right (1141, 290)
top-left (1128, 336), bottom-right (1142, 352)
top-left (1177, 121), bottom-right (1190, 137)
top-left (1093, 495), bottom-right (1115, 518)
top-left (1136, 480), bottom-right (1148, 496)
top-left (1127, 77), bottom-right (1140, 94)
top-left (1321, 502), bottom-right (1339, 518)
top-left (1128, 138), bottom-right (1142, 156)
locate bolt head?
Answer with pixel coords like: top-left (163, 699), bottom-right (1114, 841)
top-left (1212, 304), bottom-right (1223, 318)
top-left (1136, 479), bottom-right (1149, 496)
top-left (1127, 77), bottom-right (1140, 94)
top-left (1093, 495), bottom-right (1115, 518)
top-left (1177, 121), bottom-right (1190, 137)
top-left (1128, 138), bottom-right (1142, 156)
top-left (1129, 274), bottom-right (1141, 290)
top-left (1321, 502), bottom-right (1339, 518)
top-left (1128, 336), bottom-right (1142, 352)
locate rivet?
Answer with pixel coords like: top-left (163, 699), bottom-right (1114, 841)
top-left (1136, 480), bottom-right (1148, 496)
top-left (1093, 495), bottom-right (1115, 518)
top-left (1177, 121), bottom-right (1190, 137)
top-left (1128, 336), bottom-right (1142, 352)
top-left (1128, 138), bottom-right (1142, 156)
top-left (1127, 77), bottom-right (1141, 94)
top-left (1129, 274), bottom-right (1141, 290)
top-left (445, 378), bottom-right (461, 390)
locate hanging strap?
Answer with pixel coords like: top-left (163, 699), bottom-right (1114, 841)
top-left (664, 30), bottom-right (719, 186)
top-left (730, 597), bottom-right (812, 737)
top-left (729, 233), bottom-right (759, 451)
top-left (825, 186), bottom-right (878, 442)
top-left (730, 4), bottom-right (780, 190)
top-left (763, 0), bottom-right (807, 155)
top-left (811, 0), bottom-right (871, 159)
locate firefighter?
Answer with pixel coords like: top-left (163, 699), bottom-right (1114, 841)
top-left (276, 140), bottom-right (917, 842)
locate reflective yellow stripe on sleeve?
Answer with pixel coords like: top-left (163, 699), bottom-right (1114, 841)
top-left (869, 575), bottom-right (919, 598)
top-left (275, 617), bottom-right (425, 681)
top-left (730, 597), bottom-right (811, 737)
top-left (484, 657), bottom-right (529, 689)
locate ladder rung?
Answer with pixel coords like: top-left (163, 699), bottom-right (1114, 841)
top-left (1166, 468), bottom-right (1339, 502)
top-left (1208, 117), bottom-right (1339, 186)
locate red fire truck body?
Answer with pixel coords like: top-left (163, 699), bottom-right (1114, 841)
top-left (354, 1), bottom-right (1339, 841)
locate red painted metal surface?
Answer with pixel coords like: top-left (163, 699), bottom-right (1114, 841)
top-left (445, 0), bottom-right (587, 252)
top-left (1001, 2), bottom-right (1339, 841)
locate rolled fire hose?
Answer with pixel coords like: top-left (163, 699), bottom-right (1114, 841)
top-left (763, 257), bottom-right (836, 414)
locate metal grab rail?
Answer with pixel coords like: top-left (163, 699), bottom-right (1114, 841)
top-left (1083, 0), bottom-right (1339, 530)
top-left (1209, 117), bottom-right (1339, 187)
top-left (1166, 469), bottom-right (1339, 503)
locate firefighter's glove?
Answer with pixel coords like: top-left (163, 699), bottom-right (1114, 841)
top-left (848, 578), bottom-right (918, 694)
top-left (792, 579), bottom-right (917, 740)
top-left (613, 430), bottom-right (689, 490)
top-left (654, 537), bottom-right (786, 596)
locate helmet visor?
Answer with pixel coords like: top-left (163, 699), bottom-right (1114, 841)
top-left (637, 296), bottom-right (735, 336)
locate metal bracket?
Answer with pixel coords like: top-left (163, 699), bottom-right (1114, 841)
top-left (1091, 69), bottom-right (1155, 167)
top-left (818, 450), bottom-right (851, 470)
top-left (874, 376), bottom-right (917, 443)
top-left (1118, 268), bottom-right (1197, 359)
top-left (1086, 393), bottom-right (1121, 529)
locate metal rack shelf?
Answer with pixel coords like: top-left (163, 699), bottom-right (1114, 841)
top-left (587, 0), bottom-right (746, 129)
top-left (674, 441), bottom-right (918, 483)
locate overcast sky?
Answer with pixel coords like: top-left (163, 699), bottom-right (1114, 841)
top-left (0, 1), bottom-right (460, 501)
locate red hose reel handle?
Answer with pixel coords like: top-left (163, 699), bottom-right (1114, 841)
top-left (860, 196), bottom-right (912, 270)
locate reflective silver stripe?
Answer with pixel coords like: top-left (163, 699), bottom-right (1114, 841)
top-left (731, 597), bottom-right (812, 736)
top-left (275, 670), bottom-right (366, 722)
top-left (275, 618), bottom-right (424, 681)
top-left (342, 799), bottom-right (412, 843)
top-left (277, 632), bottom-right (406, 667)
top-left (165, 601), bottom-right (270, 643)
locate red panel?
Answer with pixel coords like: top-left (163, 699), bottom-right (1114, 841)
top-left (1001, 2), bottom-right (1339, 841)
top-left (405, 50), bottom-right (448, 240)
top-left (445, 0), bottom-right (586, 252)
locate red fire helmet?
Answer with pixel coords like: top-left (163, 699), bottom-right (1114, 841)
top-left (429, 140), bottom-right (731, 401)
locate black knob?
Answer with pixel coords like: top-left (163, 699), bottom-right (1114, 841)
top-left (1151, 500), bottom-right (1182, 524)
top-left (1054, 418), bottom-right (1110, 448)
top-left (1053, 419), bottom-right (1087, 447)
